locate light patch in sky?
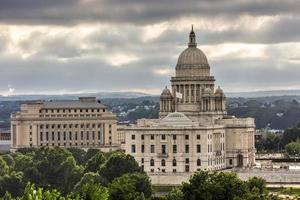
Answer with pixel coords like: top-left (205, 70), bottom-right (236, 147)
top-left (107, 53), bottom-right (139, 66)
top-left (143, 22), bottom-right (169, 42)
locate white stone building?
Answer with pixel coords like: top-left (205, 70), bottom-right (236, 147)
top-left (120, 27), bottom-right (256, 185)
top-left (11, 97), bottom-right (119, 152)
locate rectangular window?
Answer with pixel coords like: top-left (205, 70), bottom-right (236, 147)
top-left (197, 144), bottom-right (201, 153)
top-left (69, 132), bottom-right (72, 140)
top-left (52, 132), bottom-right (54, 140)
top-left (131, 134), bottom-right (135, 140)
top-left (141, 135), bottom-right (144, 140)
top-left (40, 132), bottom-right (43, 141)
top-left (197, 134), bottom-right (201, 140)
top-left (151, 135), bottom-right (154, 140)
top-left (151, 145), bottom-right (155, 153)
top-left (185, 145), bottom-right (189, 153)
top-left (185, 158), bottom-right (189, 164)
top-left (162, 145), bottom-right (166, 154)
top-left (173, 135), bottom-right (176, 140)
top-left (81, 132), bottom-right (83, 140)
top-left (141, 145), bottom-right (145, 153)
top-left (185, 135), bottom-right (189, 140)
top-left (185, 165), bottom-right (189, 172)
top-left (131, 145), bottom-right (136, 153)
top-left (87, 132), bottom-right (89, 140)
top-left (58, 132), bottom-right (61, 140)
top-left (173, 145), bottom-right (177, 153)
top-left (161, 134), bottom-right (166, 140)
top-left (63, 132), bottom-right (66, 140)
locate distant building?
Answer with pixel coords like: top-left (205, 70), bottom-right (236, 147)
top-left (119, 27), bottom-right (255, 185)
top-left (10, 97), bottom-right (119, 151)
top-left (0, 128), bottom-right (11, 152)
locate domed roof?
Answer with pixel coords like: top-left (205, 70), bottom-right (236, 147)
top-left (215, 86), bottom-right (225, 96)
top-left (177, 47), bottom-right (208, 67)
top-left (160, 86), bottom-right (172, 99)
top-left (160, 112), bottom-right (194, 126)
top-left (175, 25), bottom-right (210, 77)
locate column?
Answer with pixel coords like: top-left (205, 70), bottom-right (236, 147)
top-left (194, 84), bottom-right (197, 102)
top-left (183, 85), bottom-right (186, 103)
top-left (189, 84), bottom-right (191, 103)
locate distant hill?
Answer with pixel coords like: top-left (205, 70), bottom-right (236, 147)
top-left (0, 91), bottom-right (150, 101)
top-left (227, 90), bottom-right (300, 98)
top-left (1, 89), bottom-right (300, 101)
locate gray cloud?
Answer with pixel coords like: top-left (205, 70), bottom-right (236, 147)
top-left (0, 0), bottom-right (299, 25)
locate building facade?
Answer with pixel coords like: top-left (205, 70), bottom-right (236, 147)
top-left (11, 97), bottom-right (119, 151)
top-left (120, 27), bottom-right (256, 185)
top-left (0, 128), bottom-right (11, 152)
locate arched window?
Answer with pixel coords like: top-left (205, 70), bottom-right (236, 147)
top-left (161, 159), bottom-right (166, 166)
top-left (172, 159), bottom-right (177, 166)
top-left (197, 159), bottom-right (201, 166)
top-left (150, 159), bottom-right (155, 166)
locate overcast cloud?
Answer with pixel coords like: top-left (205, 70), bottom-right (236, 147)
top-left (0, 0), bottom-right (299, 95)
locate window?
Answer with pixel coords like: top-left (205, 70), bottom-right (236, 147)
top-left (52, 132), bottom-right (54, 140)
top-left (173, 135), bottom-right (176, 140)
top-left (150, 169), bottom-right (154, 172)
top-left (185, 145), bottom-right (189, 153)
top-left (185, 165), bottom-right (189, 172)
top-left (46, 132), bottom-right (49, 140)
top-left (185, 158), bottom-right (189, 164)
top-left (63, 132), bottom-right (66, 140)
top-left (173, 169), bottom-right (177, 173)
top-left (141, 158), bottom-right (144, 163)
top-left (58, 132), bottom-right (61, 140)
top-left (141, 135), bottom-right (144, 140)
top-left (150, 159), bottom-right (154, 166)
top-left (131, 145), bottom-right (136, 153)
top-left (161, 159), bottom-right (166, 166)
top-left (229, 159), bottom-right (233, 165)
top-left (81, 132), bottom-right (83, 140)
top-left (172, 159), bottom-right (177, 166)
top-left (197, 144), bottom-right (201, 153)
top-left (40, 132), bottom-right (43, 141)
top-left (197, 159), bottom-right (201, 166)
top-left (151, 135), bottom-right (154, 140)
top-left (197, 134), bottom-right (201, 140)
top-left (173, 145), bottom-right (177, 153)
top-left (185, 135), bottom-right (189, 140)
top-left (150, 145), bottom-right (155, 153)
top-left (162, 145), bottom-right (166, 154)
top-left (161, 134), bottom-right (166, 140)
top-left (141, 145), bottom-right (145, 153)
top-left (131, 134), bottom-right (135, 140)
top-left (162, 169), bottom-right (165, 172)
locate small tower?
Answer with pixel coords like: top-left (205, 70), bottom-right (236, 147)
top-left (188, 24), bottom-right (197, 47)
top-left (159, 86), bottom-right (174, 118)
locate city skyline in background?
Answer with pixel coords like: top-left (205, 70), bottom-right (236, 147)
top-left (0, 0), bottom-right (300, 96)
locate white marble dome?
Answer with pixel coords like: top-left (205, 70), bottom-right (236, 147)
top-left (177, 47), bottom-right (208, 67)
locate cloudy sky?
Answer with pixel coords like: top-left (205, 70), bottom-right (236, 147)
top-left (0, 0), bottom-right (300, 95)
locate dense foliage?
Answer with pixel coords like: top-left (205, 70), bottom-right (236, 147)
top-left (256, 123), bottom-right (300, 153)
top-left (0, 147), bottom-right (151, 199)
top-left (160, 171), bottom-right (281, 200)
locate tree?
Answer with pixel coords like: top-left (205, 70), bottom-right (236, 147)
top-left (1, 154), bottom-right (14, 170)
top-left (108, 174), bottom-right (138, 200)
top-left (19, 183), bottom-right (66, 200)
top-left (285, 140), bottom-right (300, 156)
top-left (247, 177), bottom-right (266, 195)
top-left (67, 148), bottom-right (87, 166)
top-left (100, 152), bottom-right (141, 182)
top-left (108, 173), bottom-right (152, 200)
top-left (281, 123), bottom-right (300, 146)
top-left (0, 156), bottom-right (9, 176)
top-left (85, 149), bottom-right (102, 162)
top-left (85, 153), bottom-right (105, 173)
top-left (181, 171), bottom-right (249, 200)
top-left (73, 172), bottom-right (108, 191)
top-left (162, 187), bottom-right (184, 200)
top-left (71, 183), bottom-right (109, 200)
top-left (0, 171), bottom-right (25, 197)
